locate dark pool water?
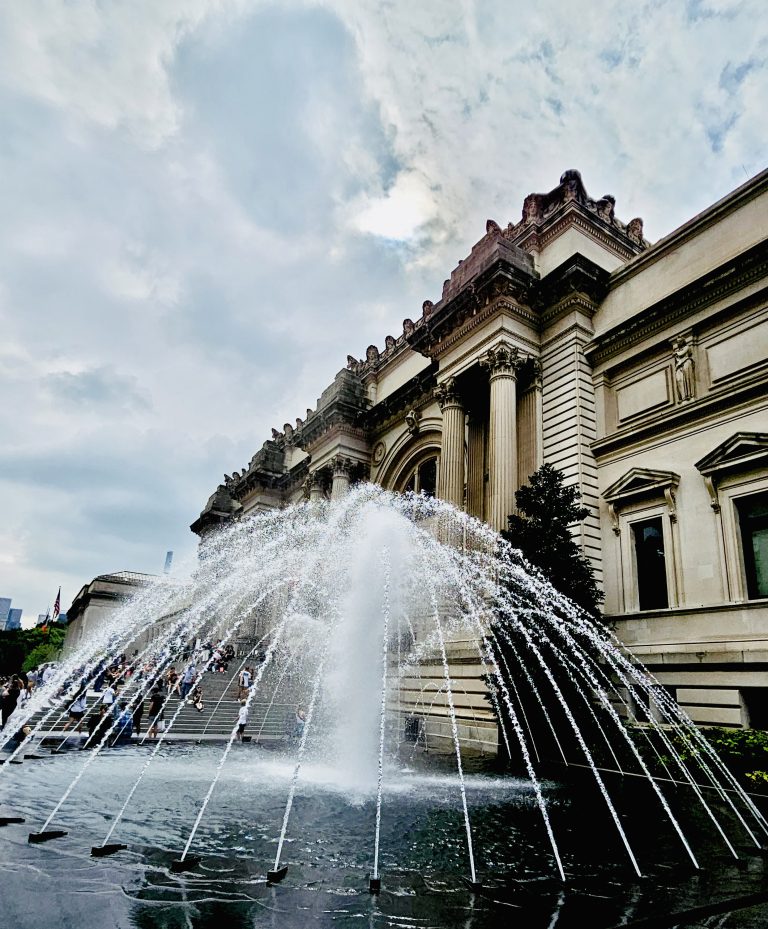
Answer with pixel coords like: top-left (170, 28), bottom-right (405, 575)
top-left (1, 742), bottom-right (768, 928)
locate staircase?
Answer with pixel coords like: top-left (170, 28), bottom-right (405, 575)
top-left (24, 663), bottom-right (304, 745)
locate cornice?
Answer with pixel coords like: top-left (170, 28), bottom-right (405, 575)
top-left (592, 374), bottom-right (768, 460)
top-left (585, 240), bottom-right (768, 366)
top-left (514, 204), bottom-right (640, 262)
top-left (608, 167), bottom-right (768, 289)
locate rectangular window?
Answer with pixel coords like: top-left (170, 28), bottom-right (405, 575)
top-left (736, 491), bottom-right (768, 600)
top-left (632, 517), bottom-right (669, 610)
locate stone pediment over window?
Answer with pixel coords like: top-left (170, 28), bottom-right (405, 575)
top-left (695, 433), bottom-right (768, 511)
top-left (603, 468), bottom-right (680, 533)
top-left (695, 433), bottom-right (768, 477)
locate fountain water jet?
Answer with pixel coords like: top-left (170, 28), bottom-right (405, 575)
top-left (2, 485), bottom-right (765, 899)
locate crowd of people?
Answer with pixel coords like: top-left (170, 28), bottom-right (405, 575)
top-left (0, 637), bottom-right (308, 751)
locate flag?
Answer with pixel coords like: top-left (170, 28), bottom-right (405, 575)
top-left (52, 587), bottom-right (61, 621)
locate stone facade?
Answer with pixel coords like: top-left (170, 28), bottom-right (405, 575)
top-left (194, 168), bottom-right (768, 738)
top-left (63, 571), bottom-right (157, 657)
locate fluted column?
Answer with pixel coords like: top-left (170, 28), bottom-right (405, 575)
top-left (517, 359), bottom-right (543, 489)
top-left (466, 410), bottom-right (485, 520)
top-left (307, 470), bottom-right (325, 503)
top-left (480, 342), bottom-right (519, 532)
top-left (434, 376), bottom-right (465, 508)
top-left (330, 456), bottom-right (353, 500)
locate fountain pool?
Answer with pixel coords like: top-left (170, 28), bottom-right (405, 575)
top-left (2, 487), bottom-right (768, 926)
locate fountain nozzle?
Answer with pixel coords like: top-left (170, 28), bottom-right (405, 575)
top-left (0, 816), bottom-right (25, 826)
top-left (91, 843), bottom-right (127, 857)
top-left (28, 830), bottom-right (68, 843)
top-left (369, 877), bottom-right (381, 894)
top-left (170, 855), bottom-right (201, 873)
top-left (267, 865), bottom-right (288, 885)
top-left (461, 876), bottom-right (483, 894)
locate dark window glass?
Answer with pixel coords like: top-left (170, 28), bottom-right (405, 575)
top-left (404, 472), bottom-right (416, 494)
top-left (737, 492), bottom-right (768, 600)
top-left (632, 517), bottom-right (669, 610)
top-left (742, 688), bottom-right (768, 729)
top-left (419, 458), bottom-right (437, 498)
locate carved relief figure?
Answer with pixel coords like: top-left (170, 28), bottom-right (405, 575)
top-left (366, 345), bottom-right (380, 363)
top-left (405, 409), bottom-right (421, 436)
top-left (672, 337), bottom-right (695, 401)
top-left (402, 318), bottom-right (415, 337)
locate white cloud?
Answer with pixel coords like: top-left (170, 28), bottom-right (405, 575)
top-left (0, 0), bottom-right (766, 619)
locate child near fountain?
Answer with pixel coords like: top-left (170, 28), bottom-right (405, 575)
top-left (236, 701), bottom-right (248, 741)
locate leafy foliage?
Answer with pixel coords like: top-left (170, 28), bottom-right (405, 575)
top-left (502, 463), bottom-right (604, 618)
top-left (644, 725), bottom-right (768, 789)
top-left (0, 626), bottom-right (66, 675)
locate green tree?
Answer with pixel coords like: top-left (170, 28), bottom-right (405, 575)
top-left (0, 626), bottom-right (66, 675)
top-left (502, 463), bottom-right (604, 618)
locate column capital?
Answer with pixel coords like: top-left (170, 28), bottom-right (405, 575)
top-left (330, 455), bottom-right (354, 478)
top-left (479, 341), bottom-right (519, 379)
top-left (433, 375), bottom-right (463, 411)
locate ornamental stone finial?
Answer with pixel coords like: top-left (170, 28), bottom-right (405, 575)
top-left (433, 376), bottom-right (461, 411)
top-left (479, 342), bottom-right (519, 378)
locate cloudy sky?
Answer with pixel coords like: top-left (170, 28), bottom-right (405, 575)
top-left (0, 0), bottom-right (765, 621)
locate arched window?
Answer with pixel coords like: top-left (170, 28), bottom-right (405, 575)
top-left (399, 455), bottom-right (438, 497)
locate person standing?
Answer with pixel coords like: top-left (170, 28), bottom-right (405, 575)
top-left (63, 686), bottom-right (88, 732)
top-left (238, 666), bottom-right (252, 700)
top-left (236, 701), bottom-right (248, 741)
top-left (147, 686), bottom-right (165, 740)
top-left (0, 677), bottom-right (20, 729)
top-left (100, 682), bottom-right (116, 711)
top-left (180, 662), bottom-right (196, 700)
top-left (132, 694), bottom-right (145, 736)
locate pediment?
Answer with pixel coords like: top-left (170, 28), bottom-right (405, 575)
top-left (695, 433), bottom-right (768, 476)
top-left (603, 468), bottom-right (680, 502)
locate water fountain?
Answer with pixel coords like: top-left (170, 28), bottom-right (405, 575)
top-left (1, 486), bottom-right (768, 927)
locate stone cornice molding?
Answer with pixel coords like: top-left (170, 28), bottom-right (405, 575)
top-left (608, 167), bottom-right (768, 291)
top-left (585, 239), bottom-right (768, 366)
top-left (302, 421), bottom-right (369, 456)
top-left (513, 204), bottom-right (641, 262)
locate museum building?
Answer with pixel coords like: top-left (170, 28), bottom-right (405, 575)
top-left (192, 168), bottom-right (768, 744)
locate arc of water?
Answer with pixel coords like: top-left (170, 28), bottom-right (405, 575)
top-left (428, 587), bottom-right (478, 887)
top-left (179, 615), bottom-right (290, 863)
top-left (602, 630), bottom-right (768, 838)
top-left (100, 597), bottom-right (282, 848)
top-left (412, 534), bottom-right (566, 884)
top-left (578, 635), bottom-right (760, 852)
top-left (254, 632), bottom-right (308, 742)
top-left (529, 621), bottom-right (703, 867)
top-left (495, 622), bottom-right (643, 877)
top-left (1, 598), bottom-right (189, 764)
top-left (272, 639), bottom-right (329, 873)
top-left (372, 548), bottom-right (391, 883)
top-left (32, 581), bottom-right (253, 832)
top-left (37, 642), bottom-right (190, 835)
top-left (179, 499), bottom-right (359, 866)
top-left (557, 608), bottom-right (763, 839)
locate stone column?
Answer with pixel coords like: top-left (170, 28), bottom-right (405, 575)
top-left (480, 342), bottom-right (519, 532)
top-left (330, 456), bottom-right (353, 500)
top-left (307, 470), bottom-right (325, 503)
top-left (517, 359), bottom-right (543, 490)
top-left (466, 410), bottom-right (485, 520)
top-left (434, 376), bottom-right (465, 509)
